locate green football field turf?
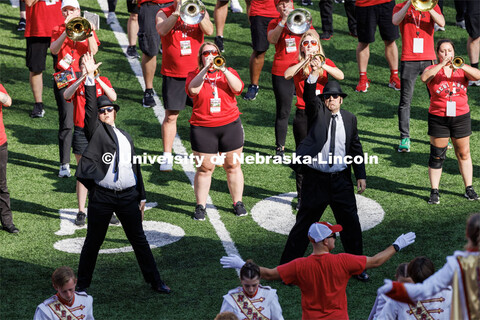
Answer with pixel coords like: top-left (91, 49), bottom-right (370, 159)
top-left (0, 0), bottom-right (479, 318)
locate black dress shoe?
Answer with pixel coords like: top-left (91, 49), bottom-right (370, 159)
top-left (354, 271), bottom-right (370, 282)
top-left (151, 281), bottom-right (171, 294)
top-left (3, 224), bottom-right (19, 234)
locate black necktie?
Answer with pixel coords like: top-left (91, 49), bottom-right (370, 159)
top-left (329, 114), bottom-right (337, 167)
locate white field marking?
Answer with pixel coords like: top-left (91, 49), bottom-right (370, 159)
top-left (251, 192), bottom-right (385, 235)
top-left (95, 0), bottom-right (241, 259)
top-left (10, 0), bottom-right (19, 8)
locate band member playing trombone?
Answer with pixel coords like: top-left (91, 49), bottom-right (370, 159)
top-left (284, 30), bottom-right (343, 210)
top-left (267, 0), bottom-right (316, 158)
top-left (50, 0), bottom-right (100, 179)
top-left (422, 39), bottom-right (480, 204)
top-left (156, 0), bottom-right (213, 172)
top-left (186, 42), bottom-right (246, 221)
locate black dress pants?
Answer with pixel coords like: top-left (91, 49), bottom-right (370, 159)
top-left (77, 186), bottom-right (162, 289)
top-left (272, 74), bottom-right (295, 148)
top-left (319, 0), bottom-right (357, 34)
top-left (280, 166), bottom-right (363, 264)
top-left (0, 142), bottom-right (13, 227)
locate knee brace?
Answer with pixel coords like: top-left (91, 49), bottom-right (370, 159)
top-left (428, 144), bottom-right (447, 169)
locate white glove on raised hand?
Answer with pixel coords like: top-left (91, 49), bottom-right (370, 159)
top-left (393, 232), bottom-right (416, 250)
top-left (377, 279), bottom-right (393, 296)
top-left (220, 255), bottom-right (246, 269)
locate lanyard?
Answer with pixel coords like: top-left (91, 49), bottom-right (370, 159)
top-left (206, 72), bottom-right (219, 99)
top-left (410, 9), bottom-right (422, 36)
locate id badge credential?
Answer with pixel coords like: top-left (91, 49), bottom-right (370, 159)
top-left (446, 101), bottom-right (456, 117)
top-left (210, 98), bottom-right (221, 114)
top-left (413, 38), bottom-right (424, 53)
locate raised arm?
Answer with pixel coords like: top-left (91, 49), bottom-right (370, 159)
top-left (199, 11), bottom-right (214, 36)
top-left (156, 6), bottom-right (179, 37)
top-left (365, 232), bottom-right (416, 269)
top-left (392, 0), bottom-right (410, 26)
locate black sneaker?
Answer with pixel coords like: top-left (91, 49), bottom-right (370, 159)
top-left (142, 90), bottom-right (156, 108)
top-left (75, 211), bottom-right (87, 226)
top-left (194, 204), bottom-right (206, 221)
top-left (109, 214), bottom-right (120, 225)
top-left (233, 201), bottom-right (248, 217)
top-left (428, 189), bottom-right (440, 204)
top-left (465, 186), bottom-right (479, 201)
top-left (126, 45), bottom-right (140, 59)
top-left (30, 103), bottom-right (45, 118)
top-left (243, 84), bottom-right (259, 101)
top-left (215, 36), bottom-right (225, 53)
top-left (320, 32), bottom-right (332, 41)
top-left (17, 18), bottom-right (26, 31)
top-left (3, 224), bottom-right (19, 234)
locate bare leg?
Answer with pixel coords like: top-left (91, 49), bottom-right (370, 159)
top-left (141, 54), bottom-right (156, 89)
top-left (384, 40), bottom-right (399, 70)
top-left (162, 110), bottom-right (180, 154)
top-left (429, 136), bottom-right (449, 189)
top-left (452, 136), bottom-right (473, 187)
top-left (249, 51), bottom-right (266, 85)
top-left (75, 154), bottom-right (87, 213)
top-left (193, 152), bottom-right (216, 206)
top-left (223, 147), bottom-right (244, 203)
top-left (214, 0), bottom-right (229, 37)
top-left (127, 13), bottom-right (139, 47)
top-left (30, 71), bottom-right (43, 103)
top-left (467, 36), bottom-right (480, 65)
top-left (356, 42), bottom-right (370, 73)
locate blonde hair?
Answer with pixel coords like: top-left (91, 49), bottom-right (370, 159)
top-left (298, 30), bottom-right (325, 77)
top-left (52, 266), bottom-right (76, 288)
top-left (197, 42), bottom-right (222, 70)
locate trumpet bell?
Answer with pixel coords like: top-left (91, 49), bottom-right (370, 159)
top-left (66, 17), bottom-right (92, 42)
top-left (411, 0), bottom-right (438, 12)
top-left (286, 8), bottom-right (312, 35)
top-left (213, 55), bottom-right (226, 68)
top-left (180, 0), bottom-right (206, 25)
top-left (452, 56), bottom-right (465, 69)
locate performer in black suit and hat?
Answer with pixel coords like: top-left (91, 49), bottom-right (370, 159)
top-left (75, 53), bottom-right (170, 294)
top-left (280, 73), bottom-right (369, 281)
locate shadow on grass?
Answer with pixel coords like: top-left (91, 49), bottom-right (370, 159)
top-left (8, 125), bottom-right (57, 145)
top-left (10, 198), bottom-right (59, 220)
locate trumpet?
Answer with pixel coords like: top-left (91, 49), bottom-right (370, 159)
top-left (292, 53), bottom-right (326, 76)
top-left (180, 0), bottom-right (206, 25)
top-left (452, 56), bottom-right (465, 69)
top-left (65, 17), bottom-right (92, 42)
top-left (213, 55), bottom-right (226, 69)
top-left (411, 0), bottom-right (438, 12)
top-left (286, 8), bottom-right (312, 35)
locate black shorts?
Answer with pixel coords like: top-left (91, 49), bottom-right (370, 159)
top-left (466, 0), bottom-right (480, 39)
top-left (127, 0), bottom-right (140, 14)
top-left (428, 112), bottom-right (471, 139)
top-left (162, 75), bottom-right (193, 110)
top-left (356, 0), bottom-right (399, 44)
top-left (26, 37), bottom-right (55, 73)
top-left (190, 118), bottom-right (244, 153)
top-left (72, 126), bottom-right (89, 155)
top-left (138, 2), bottom-right (172, 57)
top-left (249, 16), bottom-right (274, 52)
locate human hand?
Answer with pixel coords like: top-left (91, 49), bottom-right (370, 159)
top-left (140, 201), bottom-right (146, 221)
top-left (393, 232), bottom-right (416, 250)
top-left (377, 279), bottom-right (393, 296)
top-left (357, 179), bottom-right (366, 194)
top-left (220, 255), bottom-right (245, 269)
top-left (83, 52), bottom-right (101, 77)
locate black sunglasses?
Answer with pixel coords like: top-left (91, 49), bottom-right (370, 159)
top-left (98, 106), bottom-right (114, 114)
top-left (323, 94), bottom-right (339, 100)
top-left (326, 233), bottom-right (336, 239)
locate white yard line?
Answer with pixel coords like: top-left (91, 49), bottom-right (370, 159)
top-left (10, 0), bottom-right (19, 8)
top-left (96, 1), bottom-right (241, 260)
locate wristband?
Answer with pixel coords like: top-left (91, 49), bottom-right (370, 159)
top-left (392, 244), bottom-right (400, 252)
top-left (278, 22), bottom-right (285, 28)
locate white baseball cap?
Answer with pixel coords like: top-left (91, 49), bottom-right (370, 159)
top-left (308, 222), bottom-right (343, 243)
top-left (62, 0), bottom-right (80, 9)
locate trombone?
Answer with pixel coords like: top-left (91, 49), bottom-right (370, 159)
top-left (180, 0), bottom-right (206, 25)
top-left (65, 17), bottom-right (92, 42)
top-left (286, 8), bottom-right (312, 35)
top-left (411, 0), bottom-right (438, 12)
top-left (292, 53), bottom-right (326, 77)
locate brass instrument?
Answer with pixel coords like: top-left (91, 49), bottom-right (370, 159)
top-left (213, 55), bottom-right (226, 69)
top-left (65, 17), bottom-right (92, 42)
top-left (180, 0), bottom-right (206, 25)
top-left (452, 56), bottom-right (465, 69)
top-left (292, 53), bottom-right (326, 76)
top-left (286, 9), bottom-right (312, 35)
top-left (411, 0), bottom-right (438, 12)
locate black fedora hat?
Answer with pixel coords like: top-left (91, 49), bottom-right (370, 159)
top-left (319, 81), bottom-right (347, 99)
top-left (97, 95), bottom-right (120, 112)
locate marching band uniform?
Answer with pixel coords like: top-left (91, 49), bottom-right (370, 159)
top-left (34, 291), bottom-right (94, 320)
top-left (220, 285), bottom-right (284, 320)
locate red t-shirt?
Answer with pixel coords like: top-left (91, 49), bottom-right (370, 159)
top-left (277, 253), bottom-right (366, 320)
top-left (160, 6), bottom-right (205, 78)
top-left (394, 2), bottom-right (440, 61)
top-left (186, 68), bottom-right (244, 127)
top-left (138, 0), bottom-right (171, 4)
top-left (268, 18), bottom-right (314, 76)
top-left (51, 25), bottom-right (100, 73)
top-left (293, 58), bottom-right (336, 109)
top-left (69, 77), bottom-right (114, 128)
top-left (24, 0), bottom-right (63, 38)
top-left (249, 0), bottom-right (279, 18)
top-left (356, 0), bottom-right (391, 7)
top-left (0, 84), bottom-right (9, 146)
top-left (425, 66), bottom-right (469, 117)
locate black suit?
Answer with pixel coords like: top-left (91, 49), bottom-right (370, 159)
top-left (280, 79), bottom-right (366, 264)
top-left (76, 85), bottom-right (163, 289)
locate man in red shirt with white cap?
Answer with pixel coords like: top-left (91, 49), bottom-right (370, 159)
top-left (221, 222), bottom-right (416, 319)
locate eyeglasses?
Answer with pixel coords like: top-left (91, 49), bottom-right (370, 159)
top-left (202, 50), bottom-right (219, 57)
top-left (98, 106), bottom-right (114, 114)
top-left (302, 39), bottom-right (318, 47)
top-left (323, 94), bottom-right (339, 100)
top-left (326, 233), bottom-right (336, 239)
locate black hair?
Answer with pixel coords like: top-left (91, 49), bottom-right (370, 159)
top-left (466, 213), bottom-right (480, 249)
top-left (407, 257), bottom-right (434, 284)
top-left (240, 260), bottom-right (260, 280)
top-left (436, 39), bottom-right (455, 53)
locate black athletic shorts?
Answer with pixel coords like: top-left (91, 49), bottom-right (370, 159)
top-left (138, 2), bottom-right (173, 57)
top-left (465, 0), bottom-right (480, 39)
top-left (127, 0), bottom-right (140, 14)
top-left (249, 16), bottom-right (274, 52)
top-left (356, 0), bottom-right (399, 44)
top-left (73, 126), bottom-right (89, 155)
top-left (162, 75), bottom-right (193, 110)
top-left (428, 112), bottom-right (471, 138)
top-left (26, 37), bottom-right (55, 73)
top-left (190, 117), bottom-right (244, 153)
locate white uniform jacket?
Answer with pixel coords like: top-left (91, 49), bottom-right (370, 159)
top-left (34, 292), bottom-right (94, 320)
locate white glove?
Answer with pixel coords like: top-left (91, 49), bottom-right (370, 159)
top-left (393, 232), bottom-right (416, 251)
top-left (377, 279), bottom-right (393, 296)
top-left (220, 255), bottom-right (245, 269)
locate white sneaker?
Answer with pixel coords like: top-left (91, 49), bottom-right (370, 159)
top-left (106, 12), bottom-right (116, 25)
top-left (456, 20), bottom-right (466, 29)
top-left (159, 156), bottom-right (173, 172)
top-left (469, 80), bottom-right (480, 87)
top-left (59, 164), bottom-right (71, 178)
top-left (434, 23), bottom-right (445, 32)
top-left (230, 0), bottom-right (243, 13)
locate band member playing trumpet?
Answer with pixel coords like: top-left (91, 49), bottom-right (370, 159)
top-left (284, 30), bottom-right (343, 210)
top-left (421, 39), bottom-right (480, 204)
top-left (156, 0), bottom-right (213, 172)
top-left (267, 0), bottom-right (316, 158)
top-left (186, 42), bottom-right (246, 221)
top-left (50, 0), bottom-right (100, 179)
